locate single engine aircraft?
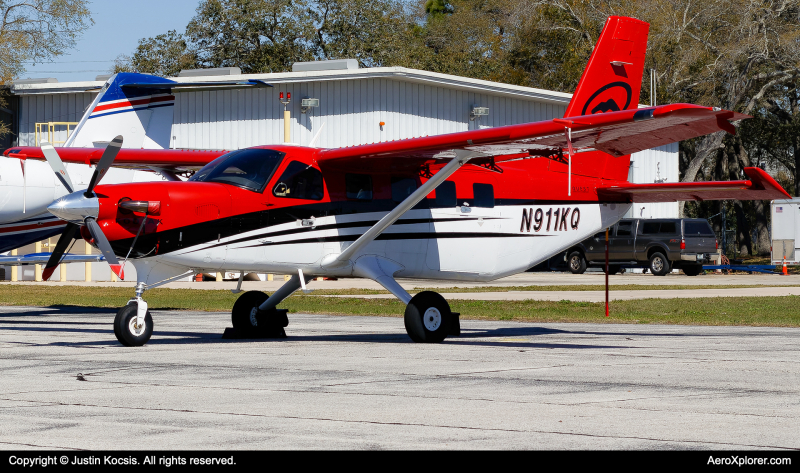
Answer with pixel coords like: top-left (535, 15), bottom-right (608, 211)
top-left (6, 16), bottom-right (790, 346)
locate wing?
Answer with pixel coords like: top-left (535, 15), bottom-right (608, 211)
top-left (4, 147), bottom-right (227, 173)
top-left (0, 253), bottom-right (105, 265)
top-left (315, 104), bottom-right (747, 171)
top-left (597, 167), bottom-right (790, 202)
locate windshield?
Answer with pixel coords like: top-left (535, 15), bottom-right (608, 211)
top-left (189, 148), bottom-right (284, 192)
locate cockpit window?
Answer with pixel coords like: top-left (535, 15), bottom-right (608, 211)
top-left (188, 148), bottom-right (284, 192)
top-left (272, 161), bottom-right (324, 200)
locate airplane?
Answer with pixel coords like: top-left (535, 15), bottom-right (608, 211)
top-left (0, 72), bottom-right (261, 254)
top-left (5, 16), bottom-right (790, 346)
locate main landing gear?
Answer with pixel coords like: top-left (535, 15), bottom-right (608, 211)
top-left (226, 272), bottom-right (309, 339)
top-left (404, 291), bottom-right (460, 343)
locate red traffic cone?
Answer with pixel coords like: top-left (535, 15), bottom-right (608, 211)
top-left (782, 257), bottom-right (789, 276)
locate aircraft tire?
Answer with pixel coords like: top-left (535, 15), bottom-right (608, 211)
top-left (568, 251), bottom-right (587, 274)
top-left (114, 304), bottom-right (153, 347)
top-left (649, 252), bottom-right (670, 276)
top-left (231, 291), bottom-right (269, 335)
top-left (404, 291), bottom-right (452, 343)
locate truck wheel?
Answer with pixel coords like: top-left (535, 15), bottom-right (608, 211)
top-left (682, 264), bottom-right (703, 276)
top-left (568, 251), bottom-right (587, 274)
top-left (649, 252), bottom-right (670, 276)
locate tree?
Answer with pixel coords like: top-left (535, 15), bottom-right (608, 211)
top-left (0, 0), bottom-right (92, 137)
top-left (113, 31), bottom-right (198, 77)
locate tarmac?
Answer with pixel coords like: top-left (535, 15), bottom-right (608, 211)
top-left (3, 272), bottom-right (799, 302)
top-left (1, 304), bottom-right (798, 450)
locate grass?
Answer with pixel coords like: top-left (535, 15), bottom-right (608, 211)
top-left (0, 285), bottom-right (798, 327)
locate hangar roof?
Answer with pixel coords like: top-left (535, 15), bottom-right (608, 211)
top-left (10, 66), bottom-right (573, 105)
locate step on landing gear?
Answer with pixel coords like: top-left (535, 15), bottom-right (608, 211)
top-left (404, 291), bottom-right (460, 343)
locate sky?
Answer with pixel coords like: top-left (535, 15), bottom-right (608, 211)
top-left (20, 0), bottom-right (202, 82)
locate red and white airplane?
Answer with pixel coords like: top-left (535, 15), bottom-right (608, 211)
top-left (6, 16), bottom-right (790, 346)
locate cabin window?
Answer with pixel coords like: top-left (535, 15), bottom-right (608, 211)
top-left (391, 177), bottom-right (417, 203)
top-left (189, 148), bottom-right (284, 192)
top-left (433, 181), bottom-right (456, 208)
top-left (273, 161), bottom-right (324, 200)
top-left (473, 183), bottom-right (494, 208)
top-left (346, 174), bottom-right (373, 201)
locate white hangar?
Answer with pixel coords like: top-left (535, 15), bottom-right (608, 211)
top-left (9, 59), bottom-right (679, 222)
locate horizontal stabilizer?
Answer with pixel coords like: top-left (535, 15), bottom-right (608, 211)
top-left (597, 167), bottom-right (791, 203)
top-left (120, 79), bottom-right (272, 91)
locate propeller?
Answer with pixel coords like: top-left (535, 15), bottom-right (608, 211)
top-left (41, 136), bottom-right (125, 281)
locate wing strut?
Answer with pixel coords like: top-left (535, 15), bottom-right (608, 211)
top-left (321, 149), bottom-right (487, 269)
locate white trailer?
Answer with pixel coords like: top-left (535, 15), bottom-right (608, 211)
top-left (771, 198), bottom-right (800, 264)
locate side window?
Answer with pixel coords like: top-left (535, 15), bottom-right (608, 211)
top-left (391, 177), bottom-right (417, 203)
top-left (273, 161), bottom-right (324, 200)
top-left (473, 183), bottom-right (494, 208)
top-left (641, 221), bottom-right (660, 234)
top-left (433, 181), bottom-right (456, 208)
top-left (346, 174), bottom-right (372, 201)
top-left (659, 222), bottom-right (677, 234)
top-left (616, 221), bottom-right (633, 236)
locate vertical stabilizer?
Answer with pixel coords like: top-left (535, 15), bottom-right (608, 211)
top-left (65, 73), bottom-right (176, 149)
top-left (564, 16), bottom-right (649, 118)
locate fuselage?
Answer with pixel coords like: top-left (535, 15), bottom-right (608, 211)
top-left (74, 145), bottom-right (633, 285)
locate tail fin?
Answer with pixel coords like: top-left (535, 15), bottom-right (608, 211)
top-left (65, 73), bottom-right (175, 149)
top-left (564, 16), bottom-right (649, 118)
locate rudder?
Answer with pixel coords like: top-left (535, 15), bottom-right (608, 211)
top-left (564, 16), bottom-right (649, 118)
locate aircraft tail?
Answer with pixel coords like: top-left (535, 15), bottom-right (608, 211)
top-left (564, 16), bottom-right (649, 118)
top-left (66, 73), bottom-right (176, 150)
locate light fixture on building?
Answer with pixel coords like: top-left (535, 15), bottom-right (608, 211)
top-left (301, 98), bottom-right (319, 114)
top-left (470, 106), bottom-right (489, 121)
top-left (279, 92), bottom-right (291, 109)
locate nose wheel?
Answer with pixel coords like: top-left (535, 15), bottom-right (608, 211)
top-left (114, 303), bottom-right (153, 346)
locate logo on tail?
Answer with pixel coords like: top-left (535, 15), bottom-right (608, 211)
top-left (582, 81), bottom-right (632, 115)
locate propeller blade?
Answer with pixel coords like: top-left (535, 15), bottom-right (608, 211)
top-left (40, 141), bottom-right (74, 193)
top-left (42, 223), bottom-right (79, 281)
top-left (85, 135), bottom-right (123, 196)
top-left (85, 217), bottom-right (124, 279)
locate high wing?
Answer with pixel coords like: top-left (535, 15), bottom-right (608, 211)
top-left (3, 147), bottom-right (226, 173)
top-left (315, 104), bottom-right (747, 171)
top-left (598, 167), bottom-right (790, 202)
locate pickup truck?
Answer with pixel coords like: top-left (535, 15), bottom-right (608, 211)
top-left (566, 218), bottom-right (718, 276)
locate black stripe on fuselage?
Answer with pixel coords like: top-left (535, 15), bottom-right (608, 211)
top-left (234, 231), bottom-right (544, 250)
top-left (109, 199), bottom-right (575, 259)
